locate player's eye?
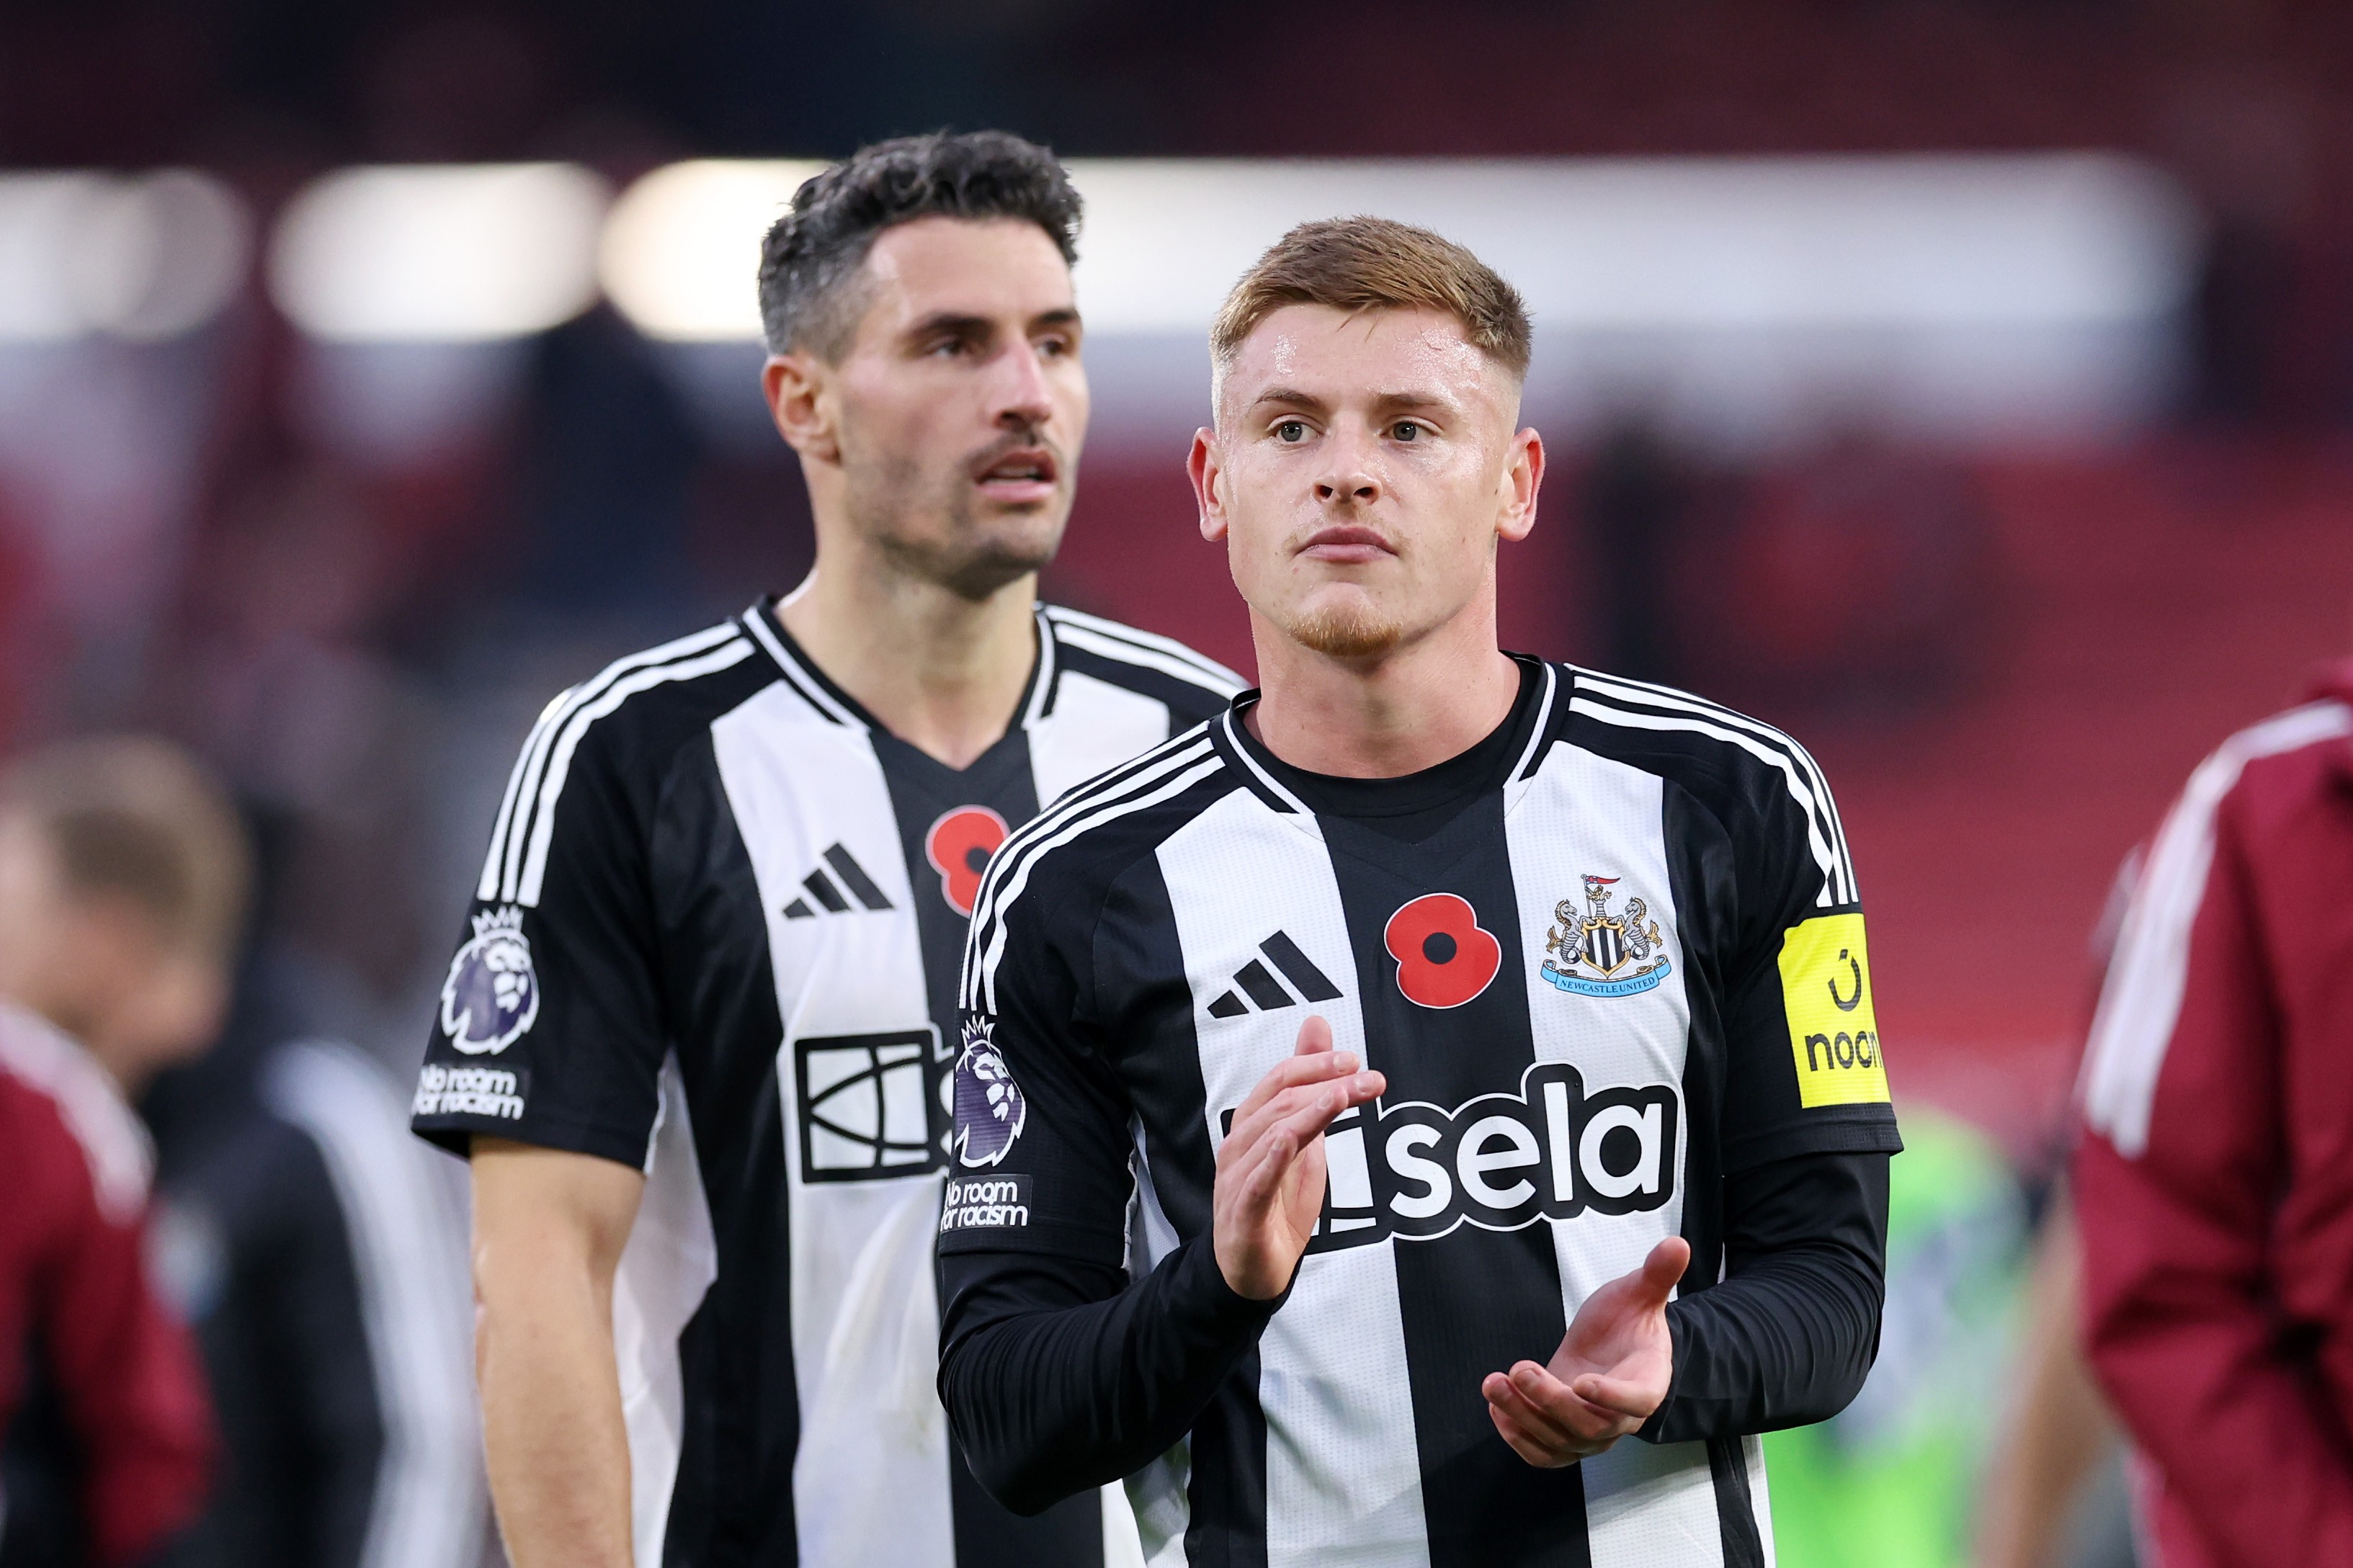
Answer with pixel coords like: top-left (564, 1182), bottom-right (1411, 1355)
top-left (1274, 419), bottom-right (1309, 443)
top-left (1035, 334), bottom-right (1071, 358)
top-left (1392, 420), bottom-right (1423, 442)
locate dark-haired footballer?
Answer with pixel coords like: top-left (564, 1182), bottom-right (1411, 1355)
top-left (937, 219), bottom-right (1901, 1567)
top-left (409, 132), bottom-right (1237, 1568)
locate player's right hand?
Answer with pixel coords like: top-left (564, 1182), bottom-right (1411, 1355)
top-left (1212, 1014), bottom-right (1385, 1301)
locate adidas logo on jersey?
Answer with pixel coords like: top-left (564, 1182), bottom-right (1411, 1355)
top-left (782, 844), bottom-right (894, 920)
top-left (1297, 1062), bottom-right (1679, 1250)
top-left (1205, 931), bottom-right (1345, 1018)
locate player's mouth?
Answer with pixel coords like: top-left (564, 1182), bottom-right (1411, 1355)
top-left (1298, 524), bottom-right (1396, 565)
top-left (973, 446), bottom-right (1060, 505)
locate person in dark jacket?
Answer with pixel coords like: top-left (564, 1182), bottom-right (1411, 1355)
top-left (143, 946), bottom-right (486, 1568)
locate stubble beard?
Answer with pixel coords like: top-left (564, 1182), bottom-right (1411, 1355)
top-left (1287, 598), bottom-right (1407, 660)
top-left (845, 449), bottom-right (1068, 603)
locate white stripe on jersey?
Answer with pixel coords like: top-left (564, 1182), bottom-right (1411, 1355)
top-left (964, 737), bottom-right (1225, 1015)
top-left (962, 729), bottom-right (1218, 987)
top-left (1217, 709), bottom-right (1312, 817)
top-left (478, 689), bottom-right (573, 902)
top-left (1044, 605), bottom-right (1246, 696)
top-left (265, 1042), bottom-right (483, 1568)
top-left (479, 622), bottom-right (747, 902)
top-left (739, 604), bottom-right (863, 727)
top-left (514, 637), bottom-right (756, 906)
top-left (1150, 787), bottom-right (1429, 1568)
top-left (616, 1054), bottom-right (719, 1568)
top-left (1509, 663), bottom-right (1560, 782)
top-left (2078, 698), bottom-right (2352, 1157)
top-left (1052, 622), bottom-right (1249, 702)
top-left (1573, 669), bottom-right (1854, 905)
top-left (0, 1000), bottom-right (151, 1222)
top-left (1569, 676), bottom-right (1856, 908)
top-left (1030, 672), bottom-right (1183, 810)
top-left (1023, 606), bottom-right (1061, 729)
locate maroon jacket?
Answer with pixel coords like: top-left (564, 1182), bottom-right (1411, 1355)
top-left (0, 1004), bottom-right (213, 1566)
top-left (2075, 662), bottom-right (2353, 1568)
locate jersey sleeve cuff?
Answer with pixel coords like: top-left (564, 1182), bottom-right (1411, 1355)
top-left (1720, 1110), bottom-right (1903, 1175)
top-left (409, 1112), bottom-right (651, 1170)
top-left (1165, 1235), bottom-right (1289, 1340)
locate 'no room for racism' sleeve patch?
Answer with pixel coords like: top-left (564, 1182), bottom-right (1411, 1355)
top-left (1777, 913), bottom-right (1890, 1108)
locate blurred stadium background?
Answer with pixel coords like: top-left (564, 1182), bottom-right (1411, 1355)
top-left (6, 3), bottom-right (2353, 1564)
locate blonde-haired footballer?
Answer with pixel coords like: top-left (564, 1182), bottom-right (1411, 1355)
top-left (937, 217), bottom-right (1900, 1567)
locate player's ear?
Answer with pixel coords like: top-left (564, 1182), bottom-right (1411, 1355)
top-left (1497, 425), bottom-right (1542, 545)
top-left (1189, 426), bottom-right (1229, 543)
top-left (764, 352), bottom-right (840, 465)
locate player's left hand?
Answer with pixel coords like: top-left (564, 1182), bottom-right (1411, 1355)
top-left (1481, 1236), bottom-right (1689, 1466)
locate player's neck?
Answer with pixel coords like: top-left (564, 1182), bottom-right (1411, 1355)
top-left (1246, 601), bottom-right (1521, 779)
top-left (775, 552), bottom-right (1038, 771)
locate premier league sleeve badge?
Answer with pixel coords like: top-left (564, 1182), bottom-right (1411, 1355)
top-left (950, 1018), bottom-right (1028, 1169)
top-left (439, 905), bottom-right (543, 1055)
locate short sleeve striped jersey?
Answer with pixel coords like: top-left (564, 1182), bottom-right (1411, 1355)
top-left (409, 598), bottom-right (1239, 1568)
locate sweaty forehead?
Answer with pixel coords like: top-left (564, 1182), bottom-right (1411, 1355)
top-left (1220, 304), bottom-right (1501, 416)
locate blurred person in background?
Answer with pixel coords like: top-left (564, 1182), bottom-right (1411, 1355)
top-left (0, 739), bottom-right (227, 1566)
top-left (1975, 852), bottom-right (2148, 1568)
top-left (138, 846), bottom-right (487, 1556)
top-left (411, 130), bottom-right (1236, 1568)
top-left (2074, 658), bottom-right (2353, 1567)
top-left (1973, 1199), bottom-right (2135, 1568)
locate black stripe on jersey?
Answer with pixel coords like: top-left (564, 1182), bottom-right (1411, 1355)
top-left (1231, 959), bottom-right (1291, 1011)
top-left (1184, 1348), bottom-right (1272, 1568)
top-left (962, 732), bottom-right (1224, 1013)
top-left (823, 845), bottom-right (893, 910)
top-left (1024, 607), bottom-right (1063, 722)
top-left (1509, 662), bottom-right (1562, 782)
top-left (1707, 1438), bottom-right (1768, 1568)
top-left (1319, 802), bottom-right (1591, 1568)
top-left (479, 623), bottom-right (750, 904)
top-left (1660, 782), bottom-right (1771, 1564)
top-left (962, 729), bottom-right (1213, 972)
top-left (803, 867), bottom-right (851, 913)
top-left (1257, 931), bottom-right (1341, 1002)
top-left (1572, 668), bottom-right (1854, 904)
top-left (1097, 838), bottom-right (1270, 1563)
top-left (664, 731), bottom-right (802, 1564)
top-left (1568, 671), bottom-right (1856, 908)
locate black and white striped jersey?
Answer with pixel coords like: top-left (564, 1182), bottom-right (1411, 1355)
top-left (408, 597), bottom-right (1238, 1568)
top-left (939, 658), bottom-right (1901, 1568)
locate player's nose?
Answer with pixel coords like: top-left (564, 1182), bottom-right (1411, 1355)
top-left (1313, 466), bottom-right (1380, 506)
top-left (1314, 423), bottom-right (1381, 506)
top-left (990, 339), bottom-right (1057, 431)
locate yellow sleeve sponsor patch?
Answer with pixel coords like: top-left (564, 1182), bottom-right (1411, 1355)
top-left (1777, 913), bottom-right (1890, 1108)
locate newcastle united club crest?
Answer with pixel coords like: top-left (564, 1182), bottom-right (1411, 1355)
top-left (1540, 875), bottom-right (1674, 998)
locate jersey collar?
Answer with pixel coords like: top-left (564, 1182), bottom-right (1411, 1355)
top-left (1213, 658), bottom-right (1559, 820)
top-left (738, 596), bottom-right (1058, 737)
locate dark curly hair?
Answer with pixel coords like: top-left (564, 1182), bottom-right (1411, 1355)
top-left (756, 130), bottom-right (1082, 360)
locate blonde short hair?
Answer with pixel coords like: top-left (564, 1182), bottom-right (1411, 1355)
top-left (1210, 215), bottom-right (1532, 392)
top-left (0, 737), bottom-right (250, 967)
